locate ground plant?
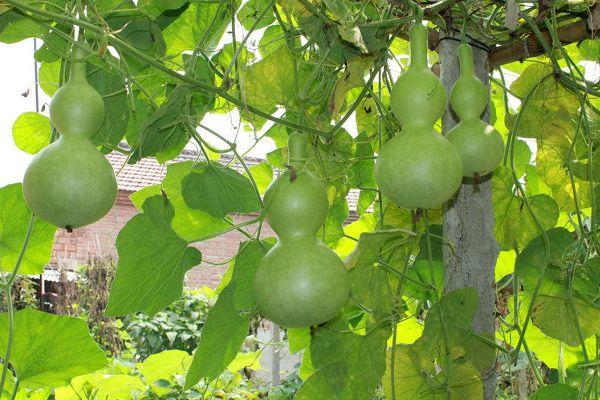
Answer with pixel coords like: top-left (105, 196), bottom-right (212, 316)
top-left (0, 0), bottom-right (600, 399)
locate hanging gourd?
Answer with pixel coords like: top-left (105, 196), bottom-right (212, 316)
top-left (23, 42), bottom-right (117, 231)
top-left (375, 22), bottom-right (463, 209)
top-left (446, 43), bottom-right (504, 179)
top-left (253, 133), bottom-right (349, 328)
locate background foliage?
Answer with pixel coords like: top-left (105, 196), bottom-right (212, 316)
top-left (2, 0), bottom-right (600, 399)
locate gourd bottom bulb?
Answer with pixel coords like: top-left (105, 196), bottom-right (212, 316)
top-left (23, 137), bottom-right (118, 229)
top-left (375, 129), bottom-right (463, 209)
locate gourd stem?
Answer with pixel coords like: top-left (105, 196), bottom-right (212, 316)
top-left (458, 43), bottom-right (475, 77)
top-left (288, 132), bottom-right (308, 168)
top-left (409, 23), bottom-right (428, 69)
top-left (69, 39), bottom-right (88, 82)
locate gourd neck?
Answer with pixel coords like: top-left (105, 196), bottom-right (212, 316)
top-left (409, 23), bottom-right (428, 69)
top-left (458, 43), bottom-right (475, 78)
top-left (288, 132), bottom-right (309, 170)
top-left (278, 232), bottom-right (317, 244)
top-left (69, 44), bottom-right (88, 83)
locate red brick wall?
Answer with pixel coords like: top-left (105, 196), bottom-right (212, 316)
top-left (51, 190), bottom-right (274, 289)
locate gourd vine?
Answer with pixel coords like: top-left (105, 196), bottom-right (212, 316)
top-left (1, 1), bottom-right (600, 400)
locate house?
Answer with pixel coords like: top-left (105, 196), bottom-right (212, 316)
top-left (49, 149), bottom-right (361, 289)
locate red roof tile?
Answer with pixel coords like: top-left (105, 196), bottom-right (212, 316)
top-left (106, 150), bottom-right (362, 212)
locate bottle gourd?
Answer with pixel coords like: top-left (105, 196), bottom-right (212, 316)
top-left (23, 44), bottom-right (117, 230)
top-left (375, 23), bottom-right (463, 209)
top-left (446, 43), bottom-right (504, 178)
top-left (253, 133), bottom-right (349, 327)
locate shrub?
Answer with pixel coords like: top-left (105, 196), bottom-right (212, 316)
top-left (123, 289), bottom-right (212, 360)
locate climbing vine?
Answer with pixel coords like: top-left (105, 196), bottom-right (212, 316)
top-left (1, 0), bottom-right (600, 399)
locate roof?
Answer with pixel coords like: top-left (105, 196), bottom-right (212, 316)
top-left (106, 149), bottom-right (361, 213)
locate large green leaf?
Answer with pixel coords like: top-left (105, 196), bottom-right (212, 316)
top-left (0, 11), bottom-right (45, 43)
top-left (229, 240), bottom-right (271, 311)
top-left (106, 195), bottom-right (202, 316)
top-left (508, 63), bottom-right (578, 140)
top-left (383, 346), bottom-right (483, 400)
top-left (0, 309), bottom-right (107, 389)
top-left (12, 112), bottom-right (51, 154)
top-left (55, 373), bottom-right (146, 400)
top-left (346, 229), bottom-right (414, 319)
top-left (133, 85), bottom-right (194, 163)
top-left (185, 283), bottom-right (250, 388)
top-left (535, 134), bottom-right (591, 211)
top-left (181, 163), bottom-right (260, 219)
top-left (138, 350), bottom-right (191, 395)
top-left (239, 45), bottom-right (315, 121)
top-left (0, 184), bottom-right (56, 275)
top-left (162, 1), bottom-right (240, 59)
top-left (382, 289), bottom-right (490, 400)
top-left (516, 228), bottom-right (600, 346)
top-left (162, 162), bottom-right (232, 241)
top-left (419, 288), bottom-right (496, 373)
top-left (295, 319), bottom-right (389, 400)
top-left (493, 167), bottom-right (559, 251)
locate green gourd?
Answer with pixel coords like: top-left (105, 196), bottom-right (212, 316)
top-left (376, 23), bottom-right (463, 209)
top-left (253, 133), bottom-right (349, 327)
top-left (446, 43), bottom-right (504, 178)
top-left (23, 44), bottom-right (117, 230)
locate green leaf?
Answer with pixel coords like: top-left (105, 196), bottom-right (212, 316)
top-left (328, 58), bottom-right (371, 118)
top-left (55, 373), bottom-right (146, 400)
top-left (244, 162), bottom-right (273, 195)
top-left (240, 45), bottom-right (315, 121)
top-left (181, 163), bottom-right (260, 219)
top-left (404, 259), bottom-right (443, 301)
top-left (0, 184), bottom-right (56, 275)
top-left (0, 309), bottom-right (107, 389)
top-left (516, 228), bottom-right (600, 346)
top-left (493, 167), bottom-right (559, 251)
top-left (163, 1), bottom-right (240, 59)
top-left (138, 350), bottom-right (191, 395)
top-left (238, 0), bottom-right (275, 30)
top-left (383, 346), bottom-right (483, 400)
top-left (529, 384), bottom-right (578, 400)
top-left (579, 39), bottom-right (600, 61)
top-left (106, 195), bottom-right (202, 316)
top-left (133, 85), bottom-right (194, 163)
top-left (138, 0), bottom-right (187, 18)
top-left (38, 61), bottom-right (60, 96)
top-left (162, 162), bottom-right (231, 241)
top-left (259, 25), bottom-right (288, 57)
top-left (107, 18), bottom-right (166, 72)
top-left (0, 11), bottom-right (45, 43)
top-left (229, 240), bottom-right (271, 311)
top-left (346, 229), bottom-right (413, 319)
top-left (185, 283), bottom-right (250, 388)
top-left (419, 288), bottom-right (496, 373)
top-left (535, 134), bottom-right (591, 211)
top-left (296, 320), bottom-right (389, 400)
top-left (508, 63), bottom-right (578, 140)
top-left (287, 327), bottom-right (311, 354)
top-left (226, 351), bottom-right (262, 372)
top-left (319, 197), bottom-right (349, 245)
top-left (12, 112), bottom-right (51, 154)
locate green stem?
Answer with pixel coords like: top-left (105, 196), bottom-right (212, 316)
top-left (0, 215), bottom-right (35, 395)
top-left (5, 0), bottom-right (328, 137)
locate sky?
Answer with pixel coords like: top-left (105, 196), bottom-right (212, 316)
top-left (0, 40), bottom-right (40, 186)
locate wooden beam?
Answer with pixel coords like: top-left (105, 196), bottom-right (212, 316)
top-left (487, 19), bottom-right (588, 69)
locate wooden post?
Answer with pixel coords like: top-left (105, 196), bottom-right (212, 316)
top-left (440, 33), bottom-right (500, 400)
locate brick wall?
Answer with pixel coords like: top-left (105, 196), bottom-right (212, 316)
top-left (51, 190), bottom-right (275, 289)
